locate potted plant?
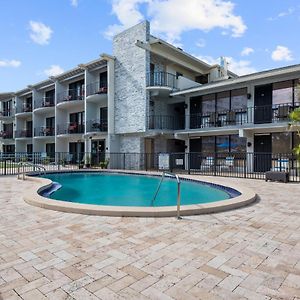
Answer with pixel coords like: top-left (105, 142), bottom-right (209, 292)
top-left (99, 158), bottom-right (109, 169)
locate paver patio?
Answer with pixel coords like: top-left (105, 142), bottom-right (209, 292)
top-left (0, 175), bottom-right (299, 299)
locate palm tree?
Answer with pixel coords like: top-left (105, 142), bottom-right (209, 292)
top-left (289, 107), bottom-right (300, 160)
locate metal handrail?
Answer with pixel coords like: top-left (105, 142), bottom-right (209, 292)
top-left (152, 171), bottom-right (182, 219)
top-left (17, 162), bottom-right (46, 180)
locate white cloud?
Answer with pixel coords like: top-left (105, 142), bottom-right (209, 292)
top-left (70, 0), bottom-right (78, 7)
top-left (271, 45), bottom-right (293, 61)
top-left (196, 39), bottom-right (206, 48)
top-left (241, 47), bottom-right (254, 56)
top-left (0, 59), bottom-right (21, 68)
top-left (105, 0), bottom-right (247, 42)
top-left (268, 7), bottom-right (295, 21)
top-left (44, 65), bottom-right (64, 77)
top-left (196, 55), bottom-right (256, 76)
top-left (29, 21), bottom-right (53, 45)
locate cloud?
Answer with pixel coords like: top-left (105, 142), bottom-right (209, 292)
top-left (29, 21), bottom-right (53, 45)
top-left (196, 39), bottom-right (206, 48)
top-left (196, 55), bottom-right (256, 76)
top-left (241, 47), bottom-right (254, 56)
top-left (44, 65), bottom-right (64, 77)
top-left (0, 59), bottom-right (21, 68)
top-left (105, 0), bottom-right (247, 42)
top-left (271, 45), bottom-right (293, 61)
top-left (70, 0), bottom-right (78, 7)
top-left (268, 7), bottom-right (295, 21)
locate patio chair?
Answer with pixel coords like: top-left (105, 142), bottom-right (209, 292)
top-left (271, 158), bottom-right (289, 172)
top-left (201, 156), bottom-right (214, 170)
top-left (226, 111), bottom-right (236, 125)
top-left (277, 105), bottom-right (290, 120)
top-left (220, 156), bottom-right (235, 171)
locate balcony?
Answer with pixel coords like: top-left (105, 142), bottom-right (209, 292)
top-left (34, 126), bottom-right (55, 137)
top-left (146, 72), bottom-right (177, 96)
top-left (34, 97), bottom-right (55, 113)
top-left (57, 89), bottom-right (85, 108)
top-left (0, 110), bottom-right (14, 120)
top-left (86, 82), bottom-right (108, 104)
top-left (16, 104), bottom-right (32, 116)
top-left (57, 122), bottom-right (85, 135)
top-left (15, 129), bottom-right (33, 138)
top-left (148, 115), bottom-right (185, 130)
top-left (86, 120), bottom-right (108, 133)
top-left (0, 131), bottom-right (13, 139)
top-left (147, 102), bottom-right (299, 131)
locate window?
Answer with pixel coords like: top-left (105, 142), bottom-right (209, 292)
top-left (293, 132), bottom-right (300, 149)
top-left (201, 94), bottom-right (215, 114)
top-left (201, 136), bottom-right (215, 153)
top-left (216, 91), bottom-right (230, 113)
top-left (294, 79), bottom-right (300, 104)
top-left (272, 81), bottom-right (293, 105)
top-left (230, 135), bottom-right (246, 153)
top-left (272, 132), bottom-right (292, 154)
top-left (216, 136), bottom-right (229, 153)
top-left (231, 88), bottom-right (247, 110)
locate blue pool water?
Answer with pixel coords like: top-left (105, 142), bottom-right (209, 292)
top-left (40, 172), bottom-right (234, 207)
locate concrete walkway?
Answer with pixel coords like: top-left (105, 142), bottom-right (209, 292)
top-left (0, 176), bottom-right (299, 299)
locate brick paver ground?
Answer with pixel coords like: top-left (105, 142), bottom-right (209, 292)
top-left (0, 175), bottom-right (299, 299)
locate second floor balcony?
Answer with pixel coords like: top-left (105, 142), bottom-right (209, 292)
top-left (34, 126), bottom-right (55, 137)
top-left (0, 130), bottom-right (13, 139)
top-left (57, 122), bottom-right (85, 135)
top-left (147, 102), bottom-right (299, 131)
top-left (15, 129), bottom-right (33, 138)
top-left (86, 120), bottom-right (108, 133)
top-left (0, 110), bottom-right (14, 119)
top-left (16, 104), bottom-right (32, 115)
top-left (34, 97), bottom-right (55, 110)
top-left (57, 89), bottom-right (85, 106)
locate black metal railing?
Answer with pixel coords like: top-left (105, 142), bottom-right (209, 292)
top-left (0, 110), bottom-right (14, 117)
top-left (86, 81), bottom-right (108, 97)
top-left (34, 126), bottom-right (55, 137)
top-left (146, 72), bottom-right (177, 89)
top-left (0, 131), bottom-right (13, 139)
top-left (15, 130), bottom-right (33, 138)
top-left (0, 151), bottom-right (299, 182)
top-left (148, 115), bottom-right (185, 130)
top-left (34, 97), bottom-right (55, 109)
top-left (57, 89), bottom-right (85, 104)
top-left (16, 104), bottom-right (32, 114)
top-left (148, 102), bottom-right (300, 130)
top-left (57, 123), bottom-right (85, 135)
top-left (86, 120), bottom-right (108, 132)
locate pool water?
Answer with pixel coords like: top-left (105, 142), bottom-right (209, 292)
top-left (41, 173), bottom-right (232, 207)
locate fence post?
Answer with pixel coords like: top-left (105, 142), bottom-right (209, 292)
top-left (188, 153), bottom-right (190, 175)
top-left (214, 152), bottom-right (217, 176)
top-left (123, 153), bottom-right (125, 170)
top-left (4, 159), bottom-right (6, 176)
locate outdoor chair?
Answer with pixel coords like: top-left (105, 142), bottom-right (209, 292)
top-left (277, 105), bottom-right (290, 121)
top-left (220, 156), bottom-right (235, 171)
top-left (271, 158), bottom-right (289, 172)
top-left (226, 111), bottom-right (236, 125)
top-left (201, 156), bottom-right (214, 170)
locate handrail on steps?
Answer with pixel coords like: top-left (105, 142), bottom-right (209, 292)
top-left (17, 162), bottom-right (46, 180)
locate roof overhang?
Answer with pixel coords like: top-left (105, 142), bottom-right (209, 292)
top-left (171, 64), bottom-right (300, 97)
top-left (0, 92), bottom-right (14, 101)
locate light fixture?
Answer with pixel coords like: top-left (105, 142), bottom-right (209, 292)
top-left (184, 103), bottom-right (188, 109)
top-left (247, 93), bottom-right (251, 99)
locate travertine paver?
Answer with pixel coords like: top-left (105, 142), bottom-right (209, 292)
top-left (0, 175), bottom-right (299, 299)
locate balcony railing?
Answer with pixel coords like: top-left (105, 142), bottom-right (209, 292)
top-left (35, 97), bottom-right (55, 109)
top-left (0, 110), bottom-right (14, 117)
top-left (86, 82), bottom-right (108, 97)
top-left (16, 104), bottom-right (32, 114)
top-left (15, 130), bottom-right (33, 138)
top-left (146, 72), bottom-right (177, 89)
top-left (0, 131), bottom-right (13, 139)
top-left (86, 120), bottom-right (108, 132)
top-left (34, 126), bottom-right (55, 137)
top-left (148, 102), bottom-right (299, 131)
top-left (57, 89), bottom-right (85, 104)
top-left (148, 115), bottom-right (185, 130)
top-left (57, 123), bottom-right (85, 135)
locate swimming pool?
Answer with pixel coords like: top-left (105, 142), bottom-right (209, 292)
top-left (40, 172), bottom-right (238, 207)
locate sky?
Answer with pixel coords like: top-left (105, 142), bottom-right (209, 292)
top-left (0, 0), bottom-right (299, 91)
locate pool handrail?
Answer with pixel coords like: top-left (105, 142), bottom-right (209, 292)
top-left (152, 171), bottom-right (182, 219)
top-left (17, 162), bottom-right (46, 180)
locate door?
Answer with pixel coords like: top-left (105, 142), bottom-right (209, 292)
top-left (69, 142), bottom-right (84, 163)
top-left (46, 117), bottom-right (55, 135)
top-left (254, 134), bottom-right (272, 172)
top-left (100, 107), bottom-right (108, 131)
top-left (254, 84), bottom-right (273, 124)
top-left (46, 143), bottom-right (55, 157)
top-left (144, 138), bottom-right (154, 169)
top-left (190, 96), bottom-right (202, 128)
top-left (189, 138), bottom-right (202, 169)
top-left (91, 140), bottom-right (105, 165)
top-left (26, 121), bottom-right (33, 137)
top-left (26, 144), bottom-right (33, 154)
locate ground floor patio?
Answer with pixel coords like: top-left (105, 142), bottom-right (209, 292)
top-left (0, 175), bottom-right (299, 299)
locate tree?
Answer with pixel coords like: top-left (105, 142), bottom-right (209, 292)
top-left (289, 107), bottom-right (300, 160)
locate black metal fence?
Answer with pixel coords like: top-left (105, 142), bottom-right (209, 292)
top-left (0, 152), bottom-right (299, 182)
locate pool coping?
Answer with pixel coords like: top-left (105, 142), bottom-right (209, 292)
top-left (22, 170), bottom-right (257, 217)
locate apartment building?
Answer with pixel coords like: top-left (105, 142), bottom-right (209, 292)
top-left (1, 21), bottom-right (299, 172)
